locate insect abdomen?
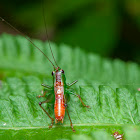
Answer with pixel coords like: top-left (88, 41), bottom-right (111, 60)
top-left (54, 84), bottom-right (65, 123)
top-left (54, 97), bottom-right (65, 121)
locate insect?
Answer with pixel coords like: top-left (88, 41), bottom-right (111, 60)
top-left (0, 6), bottom-right (89, 131)
top-left (37, 67), bottom-right (89, 132)
top-left (113, 131), bottom-right (123, 140)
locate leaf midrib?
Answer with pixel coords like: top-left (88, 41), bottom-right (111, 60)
top-left (0, 123), bottom-right (127, 130)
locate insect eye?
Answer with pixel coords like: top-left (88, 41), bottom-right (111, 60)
top-left (52, 71), bottom-right (55, 76)
top-left (61, 69), bottom-right (64, 73)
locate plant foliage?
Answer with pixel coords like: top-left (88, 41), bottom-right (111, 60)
top-left (0, 34), bottom-right (140, 139)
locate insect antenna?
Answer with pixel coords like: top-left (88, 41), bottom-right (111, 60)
top-left (0, 17), bottom-right (56, 69)
top-left (41, 0), bottom-right (59, 68)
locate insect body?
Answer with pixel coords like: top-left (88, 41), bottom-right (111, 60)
top-left (54, 68), bottom-right (65, 123)
top-left (38, 66), bottom-right (89, 132)
top-left (0, 15), bottom-right (89, 132)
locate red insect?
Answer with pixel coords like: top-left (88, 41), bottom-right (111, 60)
top-left (37, 66), bottom-right (90, 132)
top-left (113, 132), bottom-right (123, 140)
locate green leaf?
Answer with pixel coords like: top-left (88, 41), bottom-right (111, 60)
top-left (1, 33), bottom-right (140, 86)
top-left (0, 34), bottom-right (140, 139)
top-left (72, 134), bottom-right (93, 140)
top-left (124, 126), bottom-right (140, 140)
top-left (91, 131), bottom-right (114, 140)
top-left (72, 126), bottom-right (140, 140)
top-left (116, 88), bottom-right (139, 125)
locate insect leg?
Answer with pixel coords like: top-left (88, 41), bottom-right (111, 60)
top-left (41, 83), bottom-right (52, 89)
top-left (37, 85), bottom-right (53, 98)
top-left (66, 90), bottom-right (90, 108)
top-left (37, 90), bottom-right (47, 98)
top-left (39, 100), bottom-right (54, 128)
top-left (67, 80), bottom-right (78, 88)
top-left (65, 104), bottom-right (75, 132)
top-left (75, 94), bottom-right (90, 108)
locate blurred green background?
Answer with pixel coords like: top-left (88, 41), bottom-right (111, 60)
top-left (0, 0), bottom-right (140, 63)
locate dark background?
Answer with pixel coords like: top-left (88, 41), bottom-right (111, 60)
top-left (0, 0), bottom-right (140, 63)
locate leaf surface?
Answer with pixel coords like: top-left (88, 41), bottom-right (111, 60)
top-left (0, 34), bottom-right (140, 139)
